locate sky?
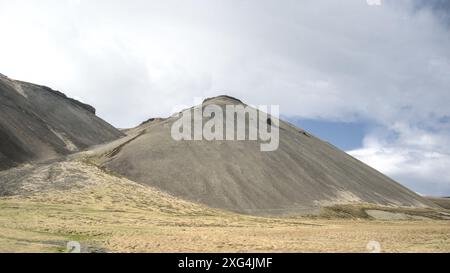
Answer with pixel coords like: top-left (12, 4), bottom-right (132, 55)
top-left (0, 0), bottom-right (449, 196)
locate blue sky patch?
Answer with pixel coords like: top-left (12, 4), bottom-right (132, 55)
top-left (287, 118), bottom-right (367, 151)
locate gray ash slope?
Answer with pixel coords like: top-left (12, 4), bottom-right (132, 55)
top-left (0, 74), bottom-right (124, 170)
top-left (91, 96), bottom-right (436, 215)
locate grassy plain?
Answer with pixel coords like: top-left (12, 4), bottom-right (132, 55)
top-left (0, 161), bottom-right (449, 253)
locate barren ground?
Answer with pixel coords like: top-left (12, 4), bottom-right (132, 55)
top-left (0, 160), bottom-right (449, 253)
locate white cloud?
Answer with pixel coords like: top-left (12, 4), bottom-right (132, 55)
top-left (1, 0), bottom-right (448, 123)
top-left (349, 123), bottom-right (450, 196)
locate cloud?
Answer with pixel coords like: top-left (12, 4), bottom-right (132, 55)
top-left (1, 0), bottom-right (448, 123)
top-left (349, 123), bottom-right (450, 196)
top-left (0, 0), bottom-right (449, 195)
top-left (413, 0), bottom-right (450, 25)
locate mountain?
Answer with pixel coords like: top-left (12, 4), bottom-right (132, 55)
top-left (425, 197), bottom-right (450, 209)
top-left (89, 95), bottom-right (436, 215)
top-left (0, 74), bottom-right (124, 170)
top-left (0, 75), bottom-right (436, 216)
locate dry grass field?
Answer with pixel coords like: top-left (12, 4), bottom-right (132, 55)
top-left (0, 160), bottom-right (449, 253)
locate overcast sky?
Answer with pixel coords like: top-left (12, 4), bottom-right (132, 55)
top-left (0, 0), bottom-right (449, 196)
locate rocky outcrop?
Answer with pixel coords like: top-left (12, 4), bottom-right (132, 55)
top-left (0, 74), bottom-right (124, 170)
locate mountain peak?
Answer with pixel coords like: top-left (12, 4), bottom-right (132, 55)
top-left (203, 95), bottom-right (244, 105)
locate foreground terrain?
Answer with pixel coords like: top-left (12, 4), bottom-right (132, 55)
top-left (0, 160), bottom-right (449, 253)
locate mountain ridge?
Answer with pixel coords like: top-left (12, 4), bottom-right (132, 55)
top-left (0, 74), bottom-right (124, 170)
